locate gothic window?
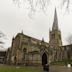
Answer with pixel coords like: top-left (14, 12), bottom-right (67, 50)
top-left (23, 48), bottom-right (27, 52)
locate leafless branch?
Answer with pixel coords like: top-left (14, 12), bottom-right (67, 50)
top-left (0, 31), bottom-right (7, 50)
top-left (0, 41), bottom-right (4, 44)
top-left (12, 0), bottom-right (50, 17)
top-left (67, 34), bottom-right (72, 44)
top-left (12, 0), bottom-right (72, 17)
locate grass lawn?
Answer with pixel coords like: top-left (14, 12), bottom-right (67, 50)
top-left (0, 64), bottom-right (43, 72)
top-left (50, 61), bottom-right (65, 66)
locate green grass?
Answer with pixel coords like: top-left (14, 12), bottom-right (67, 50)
top-left (0, 64), bottom-right (43, 72)
top-left (50, 61), bottom-right (66, 66)
top-left (50, 60), bottom-right (72, 66)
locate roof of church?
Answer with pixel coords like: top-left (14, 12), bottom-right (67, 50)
top-left (14, 32), bottom-right (49, 47)
top-left (52, 8), bottom-right (58, 30)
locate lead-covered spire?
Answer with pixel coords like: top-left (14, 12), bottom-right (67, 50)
top-left (52, 8), bottom-right (58, 30)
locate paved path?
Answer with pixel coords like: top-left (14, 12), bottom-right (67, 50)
top-left (49, 66), bottom-right (72, 72)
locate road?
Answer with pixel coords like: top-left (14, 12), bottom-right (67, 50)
top-left (49, 66), bottom-right (72, 72)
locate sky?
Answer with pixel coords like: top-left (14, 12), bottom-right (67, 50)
top-left (0, 0), bottom-right (72, 50)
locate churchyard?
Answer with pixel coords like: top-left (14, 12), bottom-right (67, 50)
top-left (0, 64), bottom-right (43, 72)
top-left (0, 63), bottom-right (72, 72)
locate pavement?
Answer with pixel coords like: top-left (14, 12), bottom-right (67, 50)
top-left (49, 65), bottom-right (72, 72)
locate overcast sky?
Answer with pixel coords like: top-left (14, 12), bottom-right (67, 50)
top-left (0, 0), bottom-right (72, 50)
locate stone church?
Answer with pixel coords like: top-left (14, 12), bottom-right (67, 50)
top-left (6, 9), bottom-right (72, 66)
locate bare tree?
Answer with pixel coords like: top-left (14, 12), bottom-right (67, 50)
top-left (67, 34), bottom-right (72, 45)
top-left (0, 31), bottom-right (6, 50)
top-left (66, 34), bottom-right (72, 63)
top-left (12, 0), bottom-right (72, 12)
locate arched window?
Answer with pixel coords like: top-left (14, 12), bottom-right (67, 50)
top-left (23, 48), bottom-right (27, 52)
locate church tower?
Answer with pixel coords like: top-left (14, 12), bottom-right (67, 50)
top-left (49, 8), bottom-right (62, 48)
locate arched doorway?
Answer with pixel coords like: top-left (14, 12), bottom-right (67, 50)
top-left (42, 53), bottom-right (47, 65)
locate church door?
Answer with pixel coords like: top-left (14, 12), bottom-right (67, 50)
top-left (42, 53), bottom-right (47, 65)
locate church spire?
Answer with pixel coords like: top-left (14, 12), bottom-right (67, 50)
top-left (52, 8), bottom-right (58, 30)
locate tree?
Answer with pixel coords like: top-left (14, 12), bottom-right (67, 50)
top-left (0, 31), bottom-right (6, 50)
top-left (66, 34), bottom-right (72, 63)
top-left (67, 34), bottom-right (72, 45)
top-left (12, 0), bottom-right (71, 13)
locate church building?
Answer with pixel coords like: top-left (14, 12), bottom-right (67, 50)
top-left (6, 8), bottom-right (72, 66)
